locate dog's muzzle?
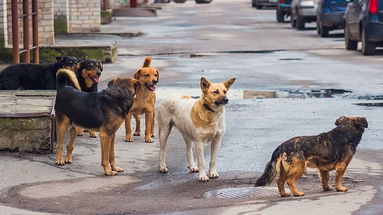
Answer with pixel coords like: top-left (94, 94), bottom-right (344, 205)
top-left (215, 97), bottom-right (229, 106)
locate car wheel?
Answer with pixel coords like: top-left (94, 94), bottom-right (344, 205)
top-left (195, 0), bottom-right (212, 3)
top-left (296, 15), bottom-right (305, 30)
top-left (345, 26), bottom-right (357, 50)
top-left (361, 29), bottom-right (375, 55)
top-left (320, 24), bottom-right (329, 37)
top-left (276, 8), bottom-right (285, 22)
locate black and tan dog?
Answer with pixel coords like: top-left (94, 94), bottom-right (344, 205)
top-left (124, 56), bottom-right (159, 143)
top-left (255, 116), bottom-right (368, 197)
top-left (54, 69), bottom-right (138, 176)
top-left (0, 56), bottom-right (78, 90)
top-left (74, 59), bottom-right (103, 138)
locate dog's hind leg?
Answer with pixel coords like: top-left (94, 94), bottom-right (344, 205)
top-left (109, 134), bottom-right (124, 173)
top-left (208, 134), bottom-right (222, 179)
top-left (133, 114), bottom-right (141, 136)
top-left (64, 126), bottom-right (77, 164)
top-left (286, 155), bottom-right (305, 196)
top-left (319, 169), bottom-right (333, 191)
top-left (144, 111), bottom-right (154, 143)
top-left (196, 142), bottom-right (209, 182)
top-left (184, 135), bottom-right (198, 172)
top-left (125, 113), bottom-right (134, 142)
top-left (55, 116), bottom-right (70, 165)
top-left (159, 119), bottom-right (173, 173)
top-left (277, 167), bottom-right (290, 197)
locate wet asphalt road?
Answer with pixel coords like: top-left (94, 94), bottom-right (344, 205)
top-left (1, 0), bottom-right (383, 214)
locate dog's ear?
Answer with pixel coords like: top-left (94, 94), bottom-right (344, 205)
top-left (56, 56), bottom-right (64, 62)
top-left (156, 69), bottom-right (159, 82)
top-left (224, 78), bottom-right (236, 90)
top-left (108, 78), bottom-right (118, 87)
top-left (134, 69), bottom-right (141, 79)
top-left (355, 117), bottom-right (368, 128)
top-left (200, 77), bottom-right (211, 92)
top-left (335, 116), bottom-right (347, 126)
top-left (98, 62), bottom-right (103, 72)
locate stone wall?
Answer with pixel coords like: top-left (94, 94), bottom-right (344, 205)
top-left (0, 0), bottom-right (7, 47)
top-left (53, 0), bottom-right (68, 34)
top-left (5, 0), bottom-right (54, 47)
top-left (67, 0), bottom-right (100, 33)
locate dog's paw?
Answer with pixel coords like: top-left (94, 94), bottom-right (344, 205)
top-left (336, 186), bottom-right (348, 192)
top-left (151, 134), bottom-right (155, 138)
top-left (280, 192), bottom-right (290, 197)
top-left (199, 175), bottom-right (210, 182)
top-left (55, 160), bottom-right (65, 166)
top-left (293, 191), bottom-right (305, 197)
top-left (159, 165), bottom-right (168, 173)
top-left (188, 165), bottom-right (199, 173)
top-left (76, 130), bottom-right (84, 136)
top-left (323, 186), bottom-right (333, 191)
top-left (64, 158), bottom-right (72, 164)
top-left (112, 166), bottom-right (124, 172)
top-left (145, 137), bottom-right (153, 143)
top-left (89, 131), bottom-right (97, 138)
top-left (105, 170), bottom-right (118, 176)
top-left (125, 135), bottom-right (134, 142)
top-left (209, 171), bottom-right (219, 179)
top-left (133, 132), bottom-right (140, 136)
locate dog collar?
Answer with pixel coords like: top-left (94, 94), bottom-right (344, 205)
top-left (203, 103), bottom-right (215, 112)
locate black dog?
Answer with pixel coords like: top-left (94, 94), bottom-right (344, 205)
top-left (0, 56), bottom-right (78, 90)
top-left (255, 116), bottom-right (368, 197)
top-left (55, 68), bottom-right (138, 175)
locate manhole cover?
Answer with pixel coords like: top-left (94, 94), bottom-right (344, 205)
top-left (202, 187), bottom-right (279, 199)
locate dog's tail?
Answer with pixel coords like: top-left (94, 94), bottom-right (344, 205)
top-left (56, 68), bottom-right (81, 91)
top-left (254, 147), bottom-right (282, 187)
top-left (142, 56), bottom-right (152, 68)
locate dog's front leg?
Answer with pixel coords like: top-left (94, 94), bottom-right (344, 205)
top-left (335, 162), bottom-right (349, 192)
top-left (100, 133), bottom-right (117, 176)
top-left (109, 134), bottom-right (124, 173)
top-left (144, 111), bottom-right (154, 143)
top-left (125, 113), bottom-right (134, 142)
top-left (196, 142), bottom-right (209, 182)
top-left (209, 135), bottom-right (222, 179)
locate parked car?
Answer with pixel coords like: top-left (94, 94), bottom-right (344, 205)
top-left (291, 0), bottom-right (319, 29)
top-left (252, 0), bottom-right (277, 9)
top-left (276, 0), bottom-right (292, 22)
top-left (316, 0), bottom-right (348, 37)
top-left (344, 0), bottom-right (383, 55)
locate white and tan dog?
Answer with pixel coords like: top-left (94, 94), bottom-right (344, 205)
top-left (157, 77), bottom-right (236, 182)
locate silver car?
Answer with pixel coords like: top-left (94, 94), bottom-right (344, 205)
top-left (291, 0), bottom-right (319, 29)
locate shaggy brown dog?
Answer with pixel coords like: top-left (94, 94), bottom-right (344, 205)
top-left (255, 116), bottom-right (368, 197)
top-left (55, 69), bottom-right (138, 175)
top-left (124, 57), bottom-right (159, 143)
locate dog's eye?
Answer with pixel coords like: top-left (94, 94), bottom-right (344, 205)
top-left (213, 90), bottom-right (219, 94)
top-left (154, 74), bottom-right (158, 77)
top-left (223, 90), bottom-right (227, 94)
top-left (144, 74), bottom-right (150, 77)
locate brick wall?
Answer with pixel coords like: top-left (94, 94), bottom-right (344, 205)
top-left (0, 0), bottom-right (7, 47)
top-left (68, 0), bottom-right (100, 33)
top-left (5, 0), bottom-right (54, 47)
top-left (54, 0), bottom-right (68, 19)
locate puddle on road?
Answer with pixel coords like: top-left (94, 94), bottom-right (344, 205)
top-left (243, 89), bottom-right (352, 99)
top-left (354, 103), bottom-right (383, 107)
top-left (202, 187), bottom-right (278, 199)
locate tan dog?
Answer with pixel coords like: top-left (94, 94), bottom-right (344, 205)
top-left (157, 77), bottom-right (236, 182)
top-left (125, 57), bottom-right (159, 143)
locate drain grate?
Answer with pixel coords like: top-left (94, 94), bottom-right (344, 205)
top-left (202, 187), bottom-right (279, 199)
